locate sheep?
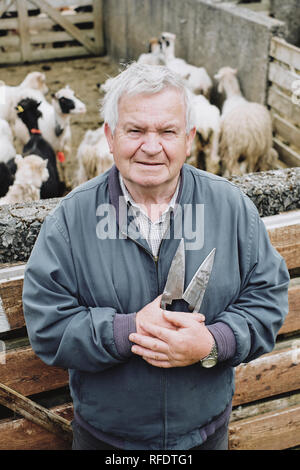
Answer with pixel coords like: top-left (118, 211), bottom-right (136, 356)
top-left (12, 85), bottom-right (86, 187)
top-left (0, 71), bottom-right (48, 122)
top-left (188, 94), bottom-right (221, 174)
top-left (137, 38), bottom-right (165, 65)
top-left (13, 97), bottom-right (65, 199)
top-left (0, 154), bottom-right (49, 205)
top-left (75, 125), bottom-right (114, 186)
top-left (214, 66), bottom-right (279, 177)
top-left (0, 118), bottom-right (16, 164)
top-left (160, 32), bottom-right (212, 98)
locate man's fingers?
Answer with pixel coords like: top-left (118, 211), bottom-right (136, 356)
top-left (189, 312), bottom-right (205, 322)
top-left (129, 330), bottom-right (169, 352)
top-left (133, 321), bottom-right (174, 343)
top-left (131, 345), bottom-right (169, 362)
top-left (163, 310), bottom-right (205, 326)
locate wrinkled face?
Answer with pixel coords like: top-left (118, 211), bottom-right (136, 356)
top-left (104, 88), bottom-right (195, 193)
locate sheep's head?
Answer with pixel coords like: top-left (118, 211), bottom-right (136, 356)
top-left (15, 154), bottom-right (49, 187)
top-left (15, 97), bottom-right (43, 121)
top-left (52, 86), bottom-right (86, 115)
top-left (148, 37), bottom-right (161, 53)
top-left (160, 32), bottom-right (176, 52)
top-left (214, 67), bottom-right (238, 94)
top-left (20, 71), bottom-right (48, 95)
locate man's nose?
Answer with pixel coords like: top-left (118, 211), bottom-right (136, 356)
top-left (140, 133), bottom-right (162, 155)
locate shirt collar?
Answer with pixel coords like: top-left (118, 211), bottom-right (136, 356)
top-left (118, 172), bottom-right (181, 219)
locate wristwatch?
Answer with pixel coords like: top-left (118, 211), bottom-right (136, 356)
top-left (200, 340), bottom-right (218, 368)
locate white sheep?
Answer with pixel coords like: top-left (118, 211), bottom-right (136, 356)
top-left (0, 118), bottom-right (16, 164)
top-left (214, 66), bottom-right (279, 176)
top-left (75, 125), bottom-right (114, 186)
top-left (160, 32), bottom-right (212, 98)
top-left (0, 154), bottom-right (49, 205)
top-left (137, 38), bottom-right (165, 65)
top-left (188, 95), bottom-right (221, 174)
top-left (0, 71), bottom-right (48, 122)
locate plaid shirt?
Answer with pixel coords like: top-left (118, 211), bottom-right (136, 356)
top-left (119, 173), bottom-right (180, 257)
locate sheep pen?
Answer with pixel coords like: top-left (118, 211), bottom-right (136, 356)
top-left (0, 55), bottom-right (119, 190)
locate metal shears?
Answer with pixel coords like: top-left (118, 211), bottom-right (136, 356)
top-left (161, 239), bottom-right (216, 312)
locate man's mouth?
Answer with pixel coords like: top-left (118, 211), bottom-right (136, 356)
top-left (136, 162), bottom-right (163, 166)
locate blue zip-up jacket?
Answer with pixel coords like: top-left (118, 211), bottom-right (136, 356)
top-left (22, 164), bottom-right (289, 450)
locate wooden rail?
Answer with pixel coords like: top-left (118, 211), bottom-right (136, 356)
top-left (0, 209), bottom-right (299, 449)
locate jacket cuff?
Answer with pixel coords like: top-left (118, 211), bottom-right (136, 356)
top-left (113, 313), bottom-right (137, 358)
top-left (207, 322), bottom-right (236, 362)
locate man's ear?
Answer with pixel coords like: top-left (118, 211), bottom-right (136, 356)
top-left (104, 122), bottom-right (114, 153)
top-left (186, 126), bottom-right (197, 157)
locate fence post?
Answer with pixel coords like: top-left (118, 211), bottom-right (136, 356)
top-left (16, 0), bottom-right (32, 63)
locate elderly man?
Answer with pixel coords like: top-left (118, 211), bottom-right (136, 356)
top-left (22, 63), bottom-right (289, 451)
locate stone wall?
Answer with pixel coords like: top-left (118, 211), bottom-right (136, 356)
top-left (0, 168), bottom-right (299, 264)
top-left (102, 0), bottom-right (285, 105)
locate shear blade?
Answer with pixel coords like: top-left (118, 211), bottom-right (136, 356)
top-left (182, 248), bottom-right (216, 312)
top-left (161, 239), bottom-right (185, 309)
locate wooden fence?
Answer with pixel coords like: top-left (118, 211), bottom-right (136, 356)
top-left (268, 36), bottom-right (300, 167)
top-left (0, 0), bottom-right (103, 65)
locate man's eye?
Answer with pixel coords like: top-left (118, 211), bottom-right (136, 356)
top-left (164, 130), bottom-right (175, 134)
top-left (129, 129), bottom-right (141, 133)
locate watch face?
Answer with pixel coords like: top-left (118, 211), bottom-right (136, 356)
top-left (202, 358), bottom-right (217, 368)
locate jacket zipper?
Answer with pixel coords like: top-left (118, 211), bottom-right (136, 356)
top-left (121, 230), bottom-right (168, 449)
top-left (152, 246), bottom-right (168, 450)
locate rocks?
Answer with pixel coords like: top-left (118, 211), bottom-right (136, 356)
top-left (0, 199), bottom-right (60, 264)
top-left (228, 167), bottom-right (300, 217)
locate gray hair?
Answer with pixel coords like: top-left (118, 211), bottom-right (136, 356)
top-left (100, 62), bottom-right (196, 134)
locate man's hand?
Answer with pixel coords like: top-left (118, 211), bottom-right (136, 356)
top-left (135, 295), bottom-right (205, 337)
top-left (130, 309), bottom-right (213, 368)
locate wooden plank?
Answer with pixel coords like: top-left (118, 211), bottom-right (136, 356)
top-left (263, 210), bottom-right (300, 269)
top-left (269, 61), bottom-right (299, 93)
top-left (273, 137), bottom-right (300, 168)
top-left (0, 51), bottom-right (21, 64)
top-left (0, 402), bottom-right (73, 450)
top-left (229, 403), bottom-right (300, 450)
top-left (0, 33), bottom-right (19, 47)
top-left (233, 343), bottom-right (300, 406)
top-left (0, 10), bottom-right (93, 29)
top-left (270, 37), bottom-right (300, 72)
top-left (279, 278), bottom-right (300, 335)
top-left (231, 391), bottom-right (300, 423)
top-left (0, 15), bottom-right (17, 28)
top-left (268, 85), bottom-right (300, 126)
top-left (31, 45), bottom-right (91, 61)
top-left (92, 0), bottom-right (104, 54)
top-left (272, 113), bottom-right (300, 150)
top-left (0, 345), bottom-right (68, 396)
top-left (0, 382), bottom-right (72, 443)
top-left (30, 29), bottom-right (94, 44)
top-left (29, 0), bottom-right (98, 55)
top-left (0, 278), bottom-right (24, 331)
